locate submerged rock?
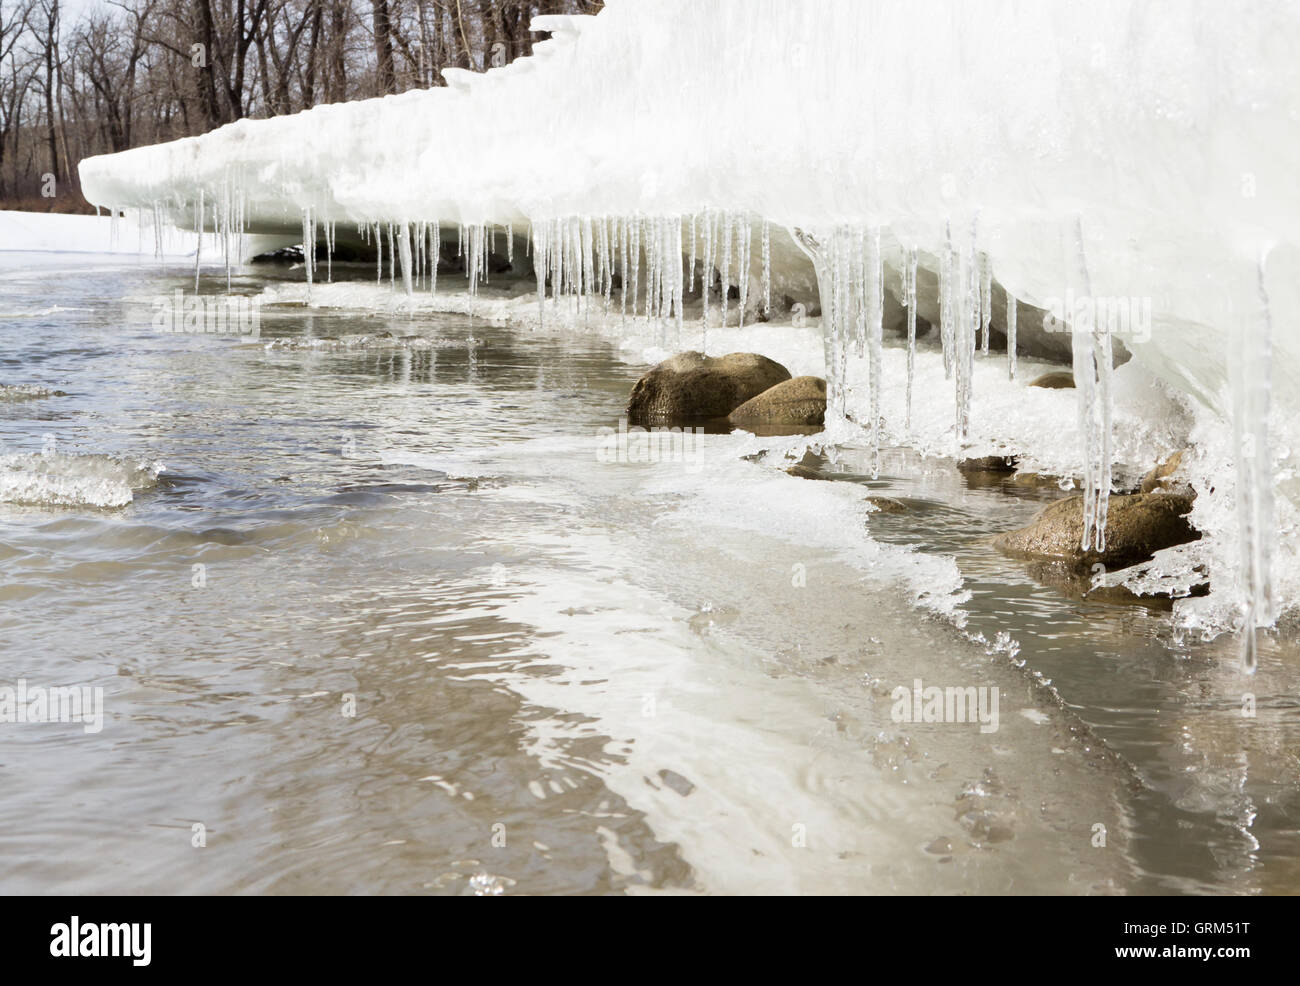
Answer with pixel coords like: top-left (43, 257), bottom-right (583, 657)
top-left (728, 375), bottom-right (826, 427)
top-left (958, 455), bottom-right (1018, 473)
top-left (961, 469), bottom-right (1065, 492)
top-left (992, 492), bottom-right (1199, 571)
top-left (626, 351), bottom-right (791, 424)
top-left (1139, 450), bottom-right (1191, 495)
top-left (785, 464), bottom-right (826, 480)
top-left (1027, 371), bottom-right (1076, 389)
top-left (866, 495), bottom-right (908, 513)
top-left (1014, 557), bottom-right (1208, 608)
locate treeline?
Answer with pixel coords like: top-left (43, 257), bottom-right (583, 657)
top-left (0, 0), bottom-right (602, 211)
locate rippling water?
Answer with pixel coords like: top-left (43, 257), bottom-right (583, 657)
top-left (1, 255), bottom-right (1296, 895)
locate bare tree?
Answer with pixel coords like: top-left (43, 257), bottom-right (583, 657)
top-left (0, 0), bottom-right (606, 209)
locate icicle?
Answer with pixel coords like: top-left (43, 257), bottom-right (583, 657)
top-left (1069, 217), bottom-right (1112, 554)
top-left (301, 206), bottom-right (314, 302)
top-left (656, 217), bottom-right (667, 324)
top-left (954, 217), bottom-right (980, 446)
top-left (738, 217), bottom-right (751, 330)
top-left (642, 217), bottom-right (654, 319)
top-left (398, 222), bottom-right (414, 297)
top-left (619, 216), bottom-right (629, 323)
top-left (1233, 252), bottom-right (1275, 674)
top-left (905, 246), bottom-right (918, 432)
top-left (430, 221), bottom-right (440, 297)
top-left (603, 218), bottom-right (615, 313)
top-left (1006, 289), bottom-right (1017, 379)
top-left (854, 229), bottom-right (869, 358)
top-left (646, 216), bottom-right (657, 322)
top-left (237, 182), bottom-right (246, 273)
top-left (375, 223), bottom-right (383, 284)
top-left (193, 188), bottom-right (204, 292)
top-left (629, 217), bottom-right (641, 318)
top-left (417, 222), bottom-right (425, 290)
top-left (831, 230), bottom-right (848, 421)
top-left (387, 223), bottom-right (396, 289)
top-left (506, 223), bottom-right (514, 265)
top-left (532, 220), bottom-right (547, 326)
top-left (979, 252), bottom-right (992, 354)
top-left (720, 211), bottom-right (732, 328)
top-left (761, 219), bottom-right (771, 318)
top-left (868, 226), bottom-right (883, 476)
top-left (221, 177), bottom-right (232, 292)
top-left (689, 214), bottom-right (697, 294)
top-left (550, 217), bottom-right (562, 310)
top-left (702, 208), bottom-right (714, 334)
top-left (471, 224), bottom-right (482, 296)
top-left (674, 216), bottom-right (685, 345)
top-left (939, 221), bottom-right (954, 379)
top-left (582, 216), bottom-right (595, 314)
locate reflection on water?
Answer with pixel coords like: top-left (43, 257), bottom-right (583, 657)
top-left (0, 257), bottom-right (1296, 894)
top-left (808, 446), bottom-right (1300, 894)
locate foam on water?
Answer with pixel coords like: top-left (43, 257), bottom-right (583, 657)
top-left (0, 453), bottom-right (165, 509)
top-left (0, 383), bottom-right (66, 401)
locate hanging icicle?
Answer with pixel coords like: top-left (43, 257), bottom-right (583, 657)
top-left (1070, 216), bottom-right (1113, 554)
top-left (1006, 289), bottom-right (1017, 379)
top-left (738, 216), bottom-right (751, 330)
top-left (1233, 252), bottom-right (1276, 674)
top-left (867, 226), bottom-right (883, 476)
top-left (720, 211), bottom-right (732, 329)
top-left (905, 246), bottom-right (918, 432)
top-left (939, 221), bottom-right (955, 380)
top-left (761, 219), bottom-right (771, 319)
top-left (194, 188), bottom-right (204, 293)
top-left (979, 251), bottom-right (992, 355)
top-left (301, 206), bottom-right (314, 303)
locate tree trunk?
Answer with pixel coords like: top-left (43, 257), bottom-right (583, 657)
top-left (371, 0), bottom-right (395, 95)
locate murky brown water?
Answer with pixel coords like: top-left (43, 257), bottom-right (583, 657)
top-left (0, 256), bottom-right (1296, 894)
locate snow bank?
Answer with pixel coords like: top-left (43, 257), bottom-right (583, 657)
top-left (0, 209), bottom-right (198, 257)
top-left (0, 209), bottom-right (291, 260)
top-left (75, 0), bottom-right (1300, 648)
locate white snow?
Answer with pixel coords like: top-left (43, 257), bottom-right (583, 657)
top-left (0, 209), bottom-right (291, 261)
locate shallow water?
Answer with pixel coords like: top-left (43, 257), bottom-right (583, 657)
top-left (0, 256), bottom-right (1296, 895)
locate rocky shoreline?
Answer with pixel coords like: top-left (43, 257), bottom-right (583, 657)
top-left (627, 349), bottom-right (1202, 605)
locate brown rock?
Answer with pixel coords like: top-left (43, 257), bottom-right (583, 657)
top-left (1140, 450), bottom-right (1189, 494)
top-left (992, 492), bottom-right (1199, 571)
top-left (958, 455), bottom-right (1018, 473)
top-left (728, 375), bottom-right (826, 427)
top-left (785, 464), bottom-right (828, 480)
top-left (1028, 371), bottom-right (1076, 389)
top-left (866, 496), bottom-right (908, 513)
top-left (626, 351), bottom-right (791, 424)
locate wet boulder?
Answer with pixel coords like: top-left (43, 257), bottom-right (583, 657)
top-left (626, 351), bottom-right (791, 424)
top-left (992, 492), bottom-right (1199, 571)
top-left (728, 375), bottom-right (826, 428)
top-left (958, 455), bottom-right (1019, 473)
